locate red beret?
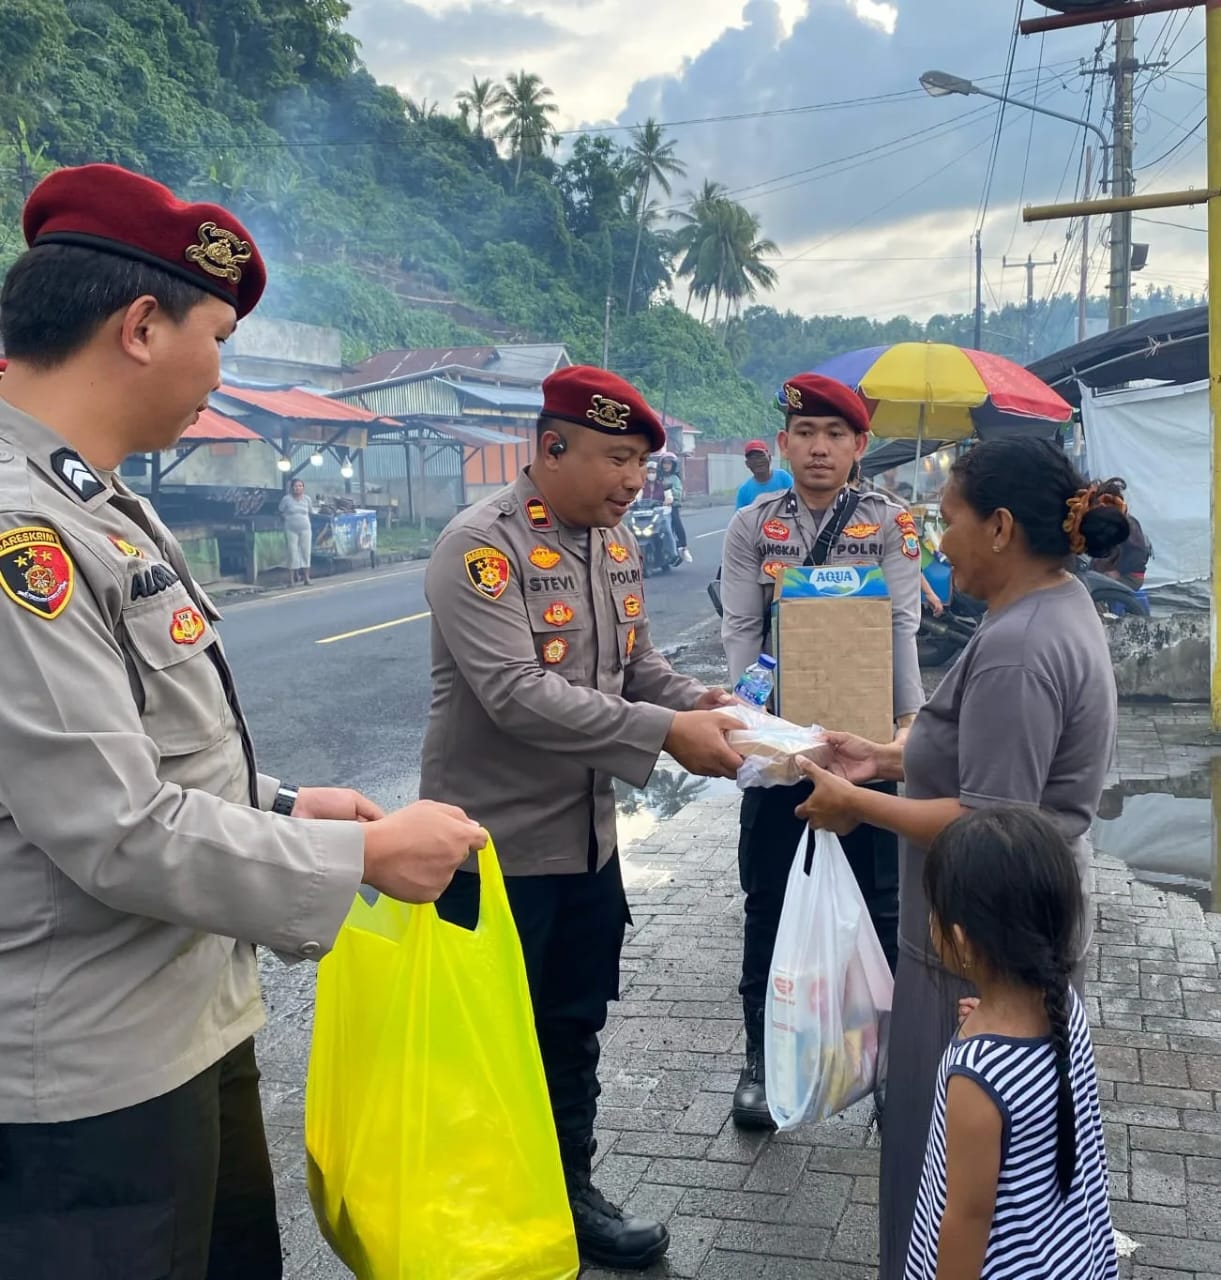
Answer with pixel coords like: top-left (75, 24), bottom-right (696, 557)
top-left (542, 365), bottom-right (666, 452)
top-left (778, 373), bottom-right (871, 435)
top-left (23, 164), bottom-right (266, 320)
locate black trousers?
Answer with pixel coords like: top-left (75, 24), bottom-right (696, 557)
top-left (738, 781), bottom-right (900, 1047)
top-left (671, 506), bottom-right (688, 549)
top-left (435, 854), bottom-right (630, 1148)
top-left (0, 1038), bottom-right (280, 1280)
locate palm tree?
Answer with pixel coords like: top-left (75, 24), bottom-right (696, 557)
top-left (455, 76), bottom-right (501, 136)
top-left (673, 188), bottom-right (778, 330)
top-left (404, 96), bottom-right (439, 123)
top-left (494, 70), bottom-right (560, 187)
top-left (622, 119), bottom-right (685, 315)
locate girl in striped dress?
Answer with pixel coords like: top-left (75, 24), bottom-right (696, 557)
top-left (904, 807), bottom-right (1118, 1280)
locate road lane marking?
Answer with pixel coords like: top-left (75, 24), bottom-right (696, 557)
top-left (696, 527), bottom-right (728, 539)
top-left (316, 611), bottom-right (431, 644)
top-left (230, 563), bottom-right (425, 612)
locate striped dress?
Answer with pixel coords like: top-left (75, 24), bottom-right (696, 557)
top-left (904, 990), bottom-right (1118, 1279)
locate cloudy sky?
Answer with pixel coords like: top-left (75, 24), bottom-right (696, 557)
top-left (344, 0), bottom-right (1208, 323)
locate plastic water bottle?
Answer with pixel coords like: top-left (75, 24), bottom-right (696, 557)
top-left (734, 654), bottom-right (777, 707)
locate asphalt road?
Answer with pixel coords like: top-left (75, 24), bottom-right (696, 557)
top-left (218, 504), bottom-right (734, 809)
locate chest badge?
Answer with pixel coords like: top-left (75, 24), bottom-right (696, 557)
top-left (108, 535), bottom-right (146, 559)
top-left (625, 625), bottom-right (637, 658)
top-left (529, 545), bottom-right (561, 570)
top-left (541, 637), bottom-right (569, 665)
top-left (623, 593), bottom-right (642, 619)
top-left (525, 498), bottom-right (552, 531)
top-left (170, 606), bottom-right (207, 646)
top-left (463, 545), bottom-right (511, 601)
top-left (842, 523), bottom-right (880, 540)
top-left (543, 601), bottom-right (575, 627)
top-left (762, 560), bottom-right (785, 580)
top-left (762, 519), bottom-right (791, 541)
top-left (0, 525), bottom-right (74, 620)
top-left (607, 542), bottom-right (630, 564)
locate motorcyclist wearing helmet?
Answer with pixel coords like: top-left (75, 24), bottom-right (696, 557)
top-left (658, 453), bottom-right (692, 563)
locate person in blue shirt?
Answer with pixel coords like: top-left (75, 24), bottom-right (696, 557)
top-left (736, 439), bottom-right (794, 508)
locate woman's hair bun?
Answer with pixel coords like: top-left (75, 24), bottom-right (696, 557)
top-left (1080, 503), bottom-right (1130, 558)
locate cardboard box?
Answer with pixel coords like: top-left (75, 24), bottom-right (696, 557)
top-left (770, 565), bottom-right (894, 742)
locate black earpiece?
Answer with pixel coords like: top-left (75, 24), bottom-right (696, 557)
top-left (548, 439), bottom-right (567, 458)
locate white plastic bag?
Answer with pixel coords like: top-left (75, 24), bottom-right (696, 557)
top-left (765, 828), bottom-right (894, 1129)
top-left (727, 703), bottom-right (832, 790)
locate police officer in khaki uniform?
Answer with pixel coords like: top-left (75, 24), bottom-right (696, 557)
top-left (423, 365), bottom-right (744, 1271)
top-left (0, 164), bottom-right (484, 1279)
top-left (720, 372), bottom-right (924, 1129)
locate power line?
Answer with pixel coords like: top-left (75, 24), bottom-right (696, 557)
top-left (1136, 113), bottom-right (1205, 172)
top-left (1004, 32), bottom-right (1046, 266)
top-left (974, 0), bottom-right (1024, 234)
top-left (1134, 214), bottom-right (1205, 232)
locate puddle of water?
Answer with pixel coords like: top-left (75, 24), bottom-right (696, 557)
top-left (615, 759), bottom-right (740, 860)
top-left (1092, 767), bottom-right (1214, 910)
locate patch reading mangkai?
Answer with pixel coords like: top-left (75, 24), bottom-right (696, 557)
top-left (762, 519), bottom-right (790, 542)
top-left (0, 526), bottom-right (74, 619)
top-left (525, 498), bottom-right (552, 531)
top-left (541, 637), bottom-right (569, 665)
top-left (529, 545), bottom-right (561, 570)
top-left (464, 546), bottom-right (511, 601)
top-left (543, 601), bottom-right (575, 627)
top-left (623, 593), bottom-right (642, 619)
top-left (606, 542), bottom-right (630, 564)
top-left (170, 606), bottom-right (207, 646)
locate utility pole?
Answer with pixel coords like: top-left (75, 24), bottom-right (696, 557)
top-left (1109, 16), bottom-right (1137, 329)
top-left (1079, 146), bottom-right (1093, 342)
top-left (973, 231), bottom-right (983, 349)
top-left (602, 294), bottom-right (612, 370)
top-left (1003, 251), bottom-right (1058, 360)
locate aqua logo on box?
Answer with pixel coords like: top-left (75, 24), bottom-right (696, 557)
top-left (808, 567), bottom-right (862, 596)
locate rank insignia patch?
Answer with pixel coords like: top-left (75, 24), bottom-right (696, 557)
top-left (623, 593), bottom-right (642, 619)
top-left (541, 637), bottom-right (569, 665)
top-left (607, 542), bottom-right (630, 564)
top-left (525, 499), bottom-right (552, 530)
top-left (529, 545), bottom-right (561, 570)
top-left (464, 545), bottom-right (511, 601)
top-left (49, 448), bottom-right (105, 502)
top-left (170, 606), bottom-right (207, 645)
top-left (0, 526), bottom-right (74, 619)
top-left (762, 519), bottom-right (791, 541)
top-left (543, 601), bottom-right (575, 627)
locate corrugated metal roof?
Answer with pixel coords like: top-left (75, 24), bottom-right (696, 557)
top-left (334, 380), bottom-right (463, 418)
top-left (439, 380), bottom-right (543, 412)
top-left (488, 344), bottom-right (570, 382)
top-left (348, 346), bottom-right (497, 384)
top-left (379, 417), bottom-right (528, 448)
top-left (182, 409), bottom-right (263, 442)
top-left (212, 384), bottom-right (386, 423)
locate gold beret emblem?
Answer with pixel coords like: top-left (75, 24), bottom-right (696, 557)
top-left (587, 394), bottom-right (631, 431)
top-left (783, 383), bottom-right (802, 410)
top-left (185, 221), bottom-right (252, 284)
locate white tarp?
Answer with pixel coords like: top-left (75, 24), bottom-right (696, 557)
top-left (1081, 379), bottom-right (1209, 605)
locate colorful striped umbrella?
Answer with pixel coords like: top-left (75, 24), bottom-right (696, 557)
top-left (806, 342), bottom-right (1073, 440)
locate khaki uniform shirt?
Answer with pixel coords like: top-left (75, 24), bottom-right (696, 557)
top-left (720, 486), bottom-right (924, 719)
top-left (0, 400), bottom-right (364, 1123)
top-left (420, 470), bottom-right (706, 876)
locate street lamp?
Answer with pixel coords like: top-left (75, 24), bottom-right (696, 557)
top-left (276, 456), bottom-right (292, 473)
top-left (919, 70), bottom-right (1110, 188)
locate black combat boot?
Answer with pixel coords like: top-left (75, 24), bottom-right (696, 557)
top-left (731, 1042), bottom-right (775, 1131)
top-left (560, 1138), bottom-right (669, 1270)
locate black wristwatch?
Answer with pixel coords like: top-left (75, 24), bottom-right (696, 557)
top-left (272, 783), bottom-right (300, 816)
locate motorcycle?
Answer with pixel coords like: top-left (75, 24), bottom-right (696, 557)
top-left (918, 556), bottom-right (1152, 669)
top-left (626, 499), bottom-right (682, 577)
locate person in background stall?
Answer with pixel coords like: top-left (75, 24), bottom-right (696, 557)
top-left (736, 438), bottom-right (793, 509)
top-left (279, 477), bottom-right (315, 585)
top-left (1088, 478), bottom-right (1151, 591)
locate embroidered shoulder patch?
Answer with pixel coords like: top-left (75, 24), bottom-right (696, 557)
top-left (464, 545), bottom-right (511, 601)
top-left (0, 526), bottom-right (74, 619)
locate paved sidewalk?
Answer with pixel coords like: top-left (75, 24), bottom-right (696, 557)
top-left (263, 703), bottom-right (1221, 1278)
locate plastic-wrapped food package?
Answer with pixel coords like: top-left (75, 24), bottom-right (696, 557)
top-left (726, 702), bottom-right (833, 790)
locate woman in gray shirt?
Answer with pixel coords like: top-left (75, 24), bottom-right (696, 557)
top-left (278, 478), bottom-right (315, 585)
top-left (796, 438), bottom-right (1129, 1278)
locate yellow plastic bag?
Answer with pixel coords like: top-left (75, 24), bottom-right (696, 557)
top-left (305, 839), bottom-right (579, 1279)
